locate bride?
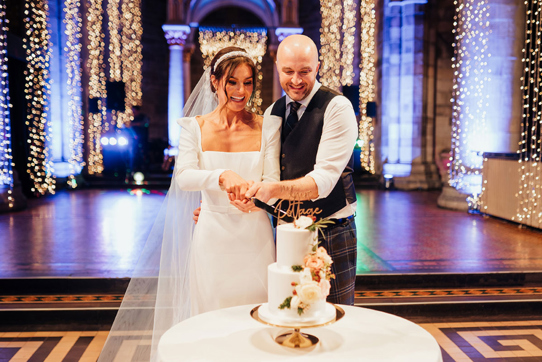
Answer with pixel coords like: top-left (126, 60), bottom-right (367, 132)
top-left (98, 47), bottom-right (279, 361)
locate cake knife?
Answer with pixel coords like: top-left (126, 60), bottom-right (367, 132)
top-left (251, 198), bottom-right (295, 223)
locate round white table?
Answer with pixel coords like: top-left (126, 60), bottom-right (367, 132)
top-left (158, 304), bottom-right (443, 362)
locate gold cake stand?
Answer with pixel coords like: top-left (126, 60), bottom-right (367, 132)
top-left (250, 304), bottom-right (345, 348)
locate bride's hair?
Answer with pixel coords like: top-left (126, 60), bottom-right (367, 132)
top-left (210, 46), bottom-right (257, 106)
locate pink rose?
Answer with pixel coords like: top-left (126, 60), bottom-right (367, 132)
top-left (319, 278), bottom-right (331, 298)
top-left (304, 254), bottom-right (324, 270)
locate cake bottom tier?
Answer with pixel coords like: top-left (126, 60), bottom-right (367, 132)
top-left (266, 263), bottom-right (333, 324)
top-left (258, 302), bottom-right (337, 327)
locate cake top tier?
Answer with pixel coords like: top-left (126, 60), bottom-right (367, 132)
top-left (276, 223), bottom-right (316, 269)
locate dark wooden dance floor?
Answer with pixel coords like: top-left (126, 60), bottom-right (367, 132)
top-left (1, 188), bottom-right (541, 278)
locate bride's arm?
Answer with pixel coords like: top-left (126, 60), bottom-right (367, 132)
top-left (174, 118), bottom-right (227, 192)
top-left (175, 118), bottom-right (250, 199)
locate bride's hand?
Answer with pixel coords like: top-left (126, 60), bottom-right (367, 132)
top-left (230, 198), bottom-right (259, 213)
top-left (219, 170), bottom-right (250, 200)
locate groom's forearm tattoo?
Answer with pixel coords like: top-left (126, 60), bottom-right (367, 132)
top-left (279, 184), bottom-right (312, 201)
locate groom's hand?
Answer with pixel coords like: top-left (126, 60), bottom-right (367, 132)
top-left (192, 207), bottom-right (201, 224)
top-left (245, 182), bottom-right (278, 203)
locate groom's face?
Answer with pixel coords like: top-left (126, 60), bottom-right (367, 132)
top-left (277, 50), bottom-right (319, 102)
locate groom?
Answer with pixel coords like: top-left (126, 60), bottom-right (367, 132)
top-left (245, 35), bottom-right (358, 306)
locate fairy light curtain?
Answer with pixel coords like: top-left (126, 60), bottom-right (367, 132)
top-left (449, 0), bottom-right (491, 197)
top-left (86, 0), bottom-right (107, 174)
top-left (107, 0), bottom-right (143, 128)
top-left (198, 27), bottom-right (267, 115)
top-left (24, 0), bottom-right (56, 195)
top-left (0, 0), bottom-right (14, 207)
top-left (359, 0), bottom-right (376, 174)
top-left (517, 0), bottom-right (542, 226)
top-left (86, 0), bottom-right (143, 175)
top-left (319, 0), bottom-right (356, 90)
top-left (64, 0), bottom-right (85, 187)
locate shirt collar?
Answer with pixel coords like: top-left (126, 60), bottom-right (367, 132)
top-left (285, 80), bottom-right (322, 109)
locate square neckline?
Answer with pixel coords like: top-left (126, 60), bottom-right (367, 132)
top-left (193, 116), bottom-right (264, 154)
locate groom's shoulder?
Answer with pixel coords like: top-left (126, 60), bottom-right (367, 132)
top-left (266, 96), bottom-right (287, 117)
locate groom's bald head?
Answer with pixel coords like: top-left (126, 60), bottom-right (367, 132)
top-left (276, 35), bottom-right (320, 101)
top-left (277, 35), bottom-right (319, 65)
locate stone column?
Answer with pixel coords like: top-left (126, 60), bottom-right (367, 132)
top-left (162, 24), bottom-right (191, 148)
top-left (381, 0), bottom-right (440, 189)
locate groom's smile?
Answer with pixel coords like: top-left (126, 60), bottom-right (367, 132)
top-left (276, 36), bottom-right (320, 102)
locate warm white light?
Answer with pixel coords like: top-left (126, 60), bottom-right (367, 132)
top-left (101, 137), bottom-right (109, 146)
top-left (118, 136), bottom-right (128, 146)
top-left (109, 137), bottom-right (117, 146)
top-left (133, 171), bottom-right (144, 184)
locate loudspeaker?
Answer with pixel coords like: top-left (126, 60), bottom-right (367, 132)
top-left (106, 81), bottom-right (126, 111)
top-left (366, 101), bottom-right (377, 118)
top-left (89, 97), bottom-right (100, 113)
top-left (341, 85), bottom-right (360, 115)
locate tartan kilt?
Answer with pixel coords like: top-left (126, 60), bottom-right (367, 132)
top-left (318, 217), bottom-right (357, 305)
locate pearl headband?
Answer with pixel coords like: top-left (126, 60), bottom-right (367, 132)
top-left (213, 51), bottom-right (252, 72)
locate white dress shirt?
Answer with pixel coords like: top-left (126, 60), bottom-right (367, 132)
top-left (273, 81), bottom-right (358, 218)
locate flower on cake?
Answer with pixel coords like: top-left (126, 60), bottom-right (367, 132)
top-left (304, 254), bottom-right (325, 270)
top-left (296, 280), bottom-right (323, 304)
top-left (293, 215), bottom-right (314, 229)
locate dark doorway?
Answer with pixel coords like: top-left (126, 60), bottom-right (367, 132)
top-left (199, 7), bottom-right (265, 27)
top-left (8, 57), bottom-right (32, 197)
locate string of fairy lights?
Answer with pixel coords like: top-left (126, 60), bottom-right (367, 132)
top-left (320, 0), bottom-right (376, 173)
top-left (319, 0), bottom-right (343, 90)
top-left (86, 0), bottom-right (106, 174)
top-left (199, 27), bottom-right (267, 114)
top-left (107, 0), bottom-right (143, 128)
top-left (86, 0), bottom-right (143, 174)
top-left (121, 0), bottom-right (143, 123)
top-left (340, 0), bottom-right (356, 86)
top-left (0, 0), bottom-right (14, 207)
top-left (23, 0), bottom-right (56, 195)
top-left (450, 0), bottom-right (490, 198)
top-left (515, 0), bottom-right (542, 226)
top-left (359, 0), bottom-right (376, 174)
top-left (64, 0), bottom-right (85, 187)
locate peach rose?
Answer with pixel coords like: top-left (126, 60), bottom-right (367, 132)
top-left (296, 281), bottom-right (323, 304)
top-left (304, 254), bottom-right (324, 270)
top-left (319, 278), bottom-right (331, 298)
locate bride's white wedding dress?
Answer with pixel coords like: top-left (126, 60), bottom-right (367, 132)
top-left (175, 116), bottom-right (280, 315)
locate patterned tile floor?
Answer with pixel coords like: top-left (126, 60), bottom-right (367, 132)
top-left (2, 320), bottom-right (542, 361)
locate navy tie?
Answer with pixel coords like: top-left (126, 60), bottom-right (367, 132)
top-left (282, 101), bottom-right (301, 140)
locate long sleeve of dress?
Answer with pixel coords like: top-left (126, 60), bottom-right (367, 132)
top-left (174, 117), bottom-right (227, 192)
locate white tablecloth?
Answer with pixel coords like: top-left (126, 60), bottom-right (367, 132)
top-left (158, 304), bottom-right (443, 362)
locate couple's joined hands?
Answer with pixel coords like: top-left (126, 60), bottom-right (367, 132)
top-left (219, 170), bottom-right (259, 212)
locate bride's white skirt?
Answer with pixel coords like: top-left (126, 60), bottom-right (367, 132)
top-left (190, 208), bottom-right (275, 315)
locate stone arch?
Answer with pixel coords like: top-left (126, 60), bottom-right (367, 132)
top-left (186, 0), bottom-right (279, 40)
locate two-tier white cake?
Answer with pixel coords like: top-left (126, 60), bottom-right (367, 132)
top-left (258, 222), bottom-right (336, 325)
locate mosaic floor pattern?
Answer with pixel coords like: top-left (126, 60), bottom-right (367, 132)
top-left (1, 321), bottom-right (542, 361)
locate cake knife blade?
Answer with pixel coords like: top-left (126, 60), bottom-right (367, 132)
top-left (251, 198), bottom-right (295, 223)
